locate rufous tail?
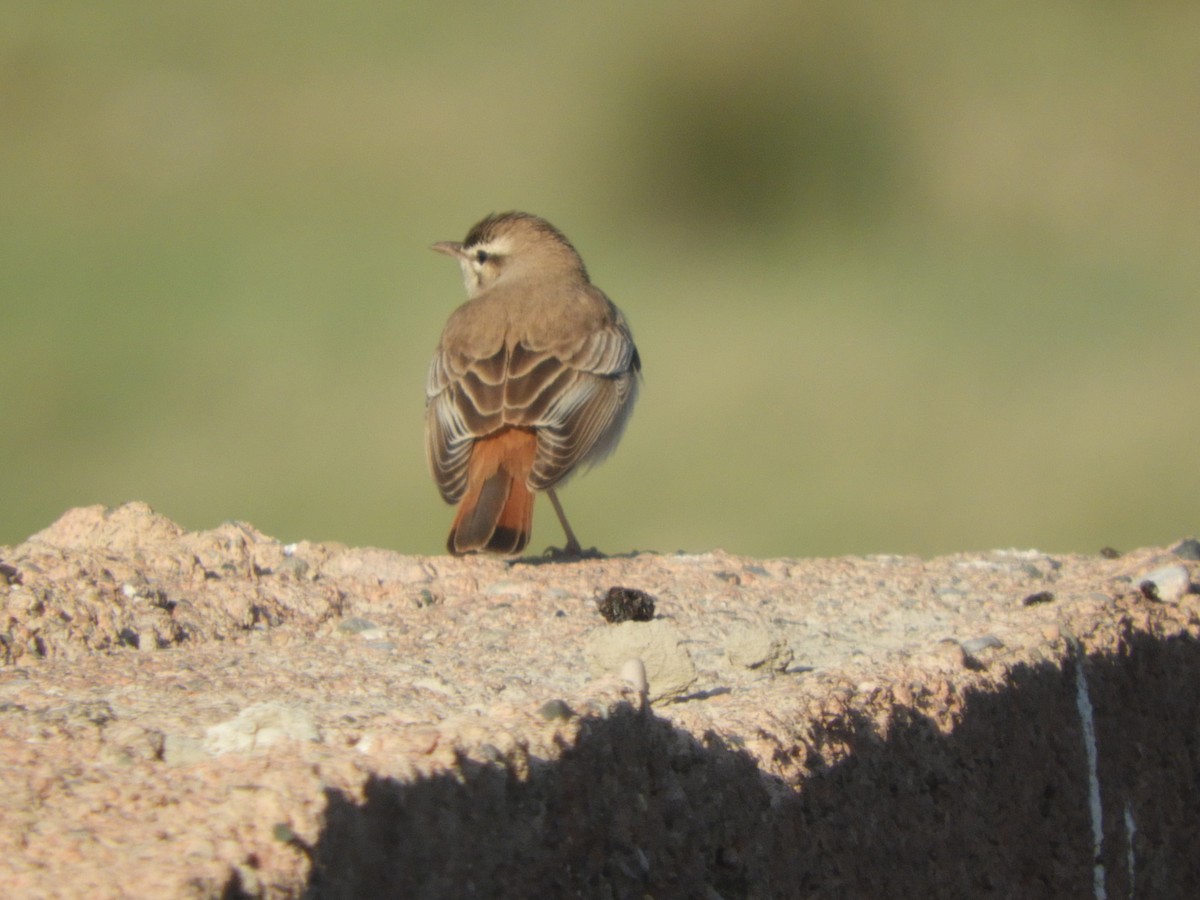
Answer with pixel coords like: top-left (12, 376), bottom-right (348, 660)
top-left (448, 427), bottom-right (536, 556)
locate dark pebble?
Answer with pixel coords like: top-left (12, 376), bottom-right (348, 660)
top-left (597, 586), bottom-right (657, 623)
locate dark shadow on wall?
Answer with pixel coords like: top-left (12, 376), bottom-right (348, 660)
top-left (233, 626), bottom-right (1200, 898)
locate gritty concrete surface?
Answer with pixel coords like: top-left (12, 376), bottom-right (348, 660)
top-left (1, 502), bottom-right (1199, 897)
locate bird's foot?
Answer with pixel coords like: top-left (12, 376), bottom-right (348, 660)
top-left (542, 541), bottom-right (603, 561)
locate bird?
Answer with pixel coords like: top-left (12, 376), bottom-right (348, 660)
top-left (425, 212), bottom-right (641, 557)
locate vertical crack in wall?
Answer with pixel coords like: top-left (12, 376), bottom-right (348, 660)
top-left (1072, 643), bottom-right (1106, 899)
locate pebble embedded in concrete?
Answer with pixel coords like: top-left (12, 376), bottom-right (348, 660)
top-left (1139, 565), bottom-right (1191, 604)
top-left (726, 625), bottom-right (795, 672)
top-left (585, 620), bottom-right (697, 703)
top-left (202, 702), bottom-right (321, 756)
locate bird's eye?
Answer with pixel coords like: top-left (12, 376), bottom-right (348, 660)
top-left (475, 249), bottom-right (489, 264)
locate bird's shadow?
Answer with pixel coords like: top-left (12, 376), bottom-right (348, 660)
top-left (509, 546), bottom-right (654, 567)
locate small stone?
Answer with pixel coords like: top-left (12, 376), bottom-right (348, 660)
top-left (277, 555), bottom-right (311, 580)
top-left (203, 703), bottom-right (320, 756)
top-left (1099, 547), bottom-right (1121, 559)
top-left (537, 699), bottom-right (574, 721)
top-left (726, 625), bottom-right (794, 672)
top-left (959, 635), bottom-right (1004, 670)
top-left (960, 635), bottom-right (1004, 656)
top-left (597, 586), bottom-right (656, 623)
top-left (413, 589), bottom-right (440, 608)
top-left (1138, 565), bottom-right (1191, 604)
top-left (620, 657), bottom-right (649, 701)
top-left (336, 616), bottom-right (378, 635)
top-left (1022, 591), bottom-right (1055, 607)
top-left (1171, 539), bottom-right (1200, 561)
top-left (585, 620), bottom-right (697, 703)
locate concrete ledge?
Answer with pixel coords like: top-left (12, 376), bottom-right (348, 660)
top-left (0, 504), bottom-right (1196, 897)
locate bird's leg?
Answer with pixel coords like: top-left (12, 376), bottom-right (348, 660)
top-left (546, 488), bottom-right (584, 557)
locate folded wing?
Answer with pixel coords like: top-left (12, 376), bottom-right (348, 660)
top-left (425, 293), bottom-right (639, 503)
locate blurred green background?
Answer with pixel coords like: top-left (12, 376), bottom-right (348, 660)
top-left (3, 1), bottom-right (1197, 558)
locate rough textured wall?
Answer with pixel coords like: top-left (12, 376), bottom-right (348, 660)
top-left (1, 503), bottom-right (1196, 897)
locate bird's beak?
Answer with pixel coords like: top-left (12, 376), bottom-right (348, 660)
top-left (430, 241), bottom-right (466, 259)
